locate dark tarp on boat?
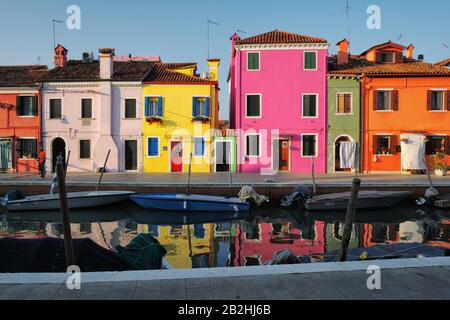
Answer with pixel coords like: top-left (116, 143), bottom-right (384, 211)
top-left (0, 237), bottom-right (127, 273)
top-left (116, 234), bottom-right (167, 270)
top-left (0, 234), bottom-right (167, 273)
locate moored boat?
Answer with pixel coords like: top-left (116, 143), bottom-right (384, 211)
top-left (1, 190), bottom-right (135, 212)
top-left (304, 190), bottom-right (412, 211)
top-left (129, 193), bottom-right (250, 212)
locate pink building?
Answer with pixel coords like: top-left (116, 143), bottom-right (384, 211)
top-left (229, 30), bottom-right (329, 173)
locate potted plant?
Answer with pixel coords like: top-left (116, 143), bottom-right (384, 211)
top-left (146, 116), bottom-right (163, 125)
top-left (431, 152), bottom-right (449, 177)
top-left (192, 116), bottom-right (210, 124)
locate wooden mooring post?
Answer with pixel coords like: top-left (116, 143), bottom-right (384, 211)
top-left (56, 155), bottom-right (75, 267)
top-left (340, 178), bottom-right (361, 262)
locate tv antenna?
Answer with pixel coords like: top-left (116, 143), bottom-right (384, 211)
top-left (345, 0), bottom-right (351, 42)
top-left (52, 19), bottom-right (63, 49)
top-left (237, 29), bottom-right (248, 35)
top-left (207, 19), bottom-right (220, 59)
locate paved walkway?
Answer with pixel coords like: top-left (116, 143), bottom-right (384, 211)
top-left (1, 258), bottom-right (450, 300)
top-left (0, 172), bottom-right (449, 187)
top-left (1, 266), bottom-right (449, 300)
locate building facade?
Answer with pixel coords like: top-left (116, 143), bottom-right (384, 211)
top-left (142, 60), bottom-right (220, 173)
top-left (229, 30), bottom-right (329, 174)
top-left (327, 40), bottom-right (361, 173)
top-left (42, 46), bottom-right (153, 173)
top-left (0, 65), bottom-right (48, 172)
top-left (330, 41), bottom-right (450, 173)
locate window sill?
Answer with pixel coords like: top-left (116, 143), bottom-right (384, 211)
top-left (335, 113), bottom-right (354, 116)
top-left (78, 118), bottom-right (97, 120)
top-left (375, 154), bottom-right (394, 157)
top-left (303, 68), bottom-right (318, 71)
top-left (18, 116), bottom-right (37, 118)
top-left (374, 110), bottom-right (395, 113)
top-left (301, 116), bottom-right (319, 119)
top-left (428, 110), bottom-right (447, 113)
top-left (121, 118), bottom-right (141, 120)
top-left (18, 158), bottom-right (36, 160)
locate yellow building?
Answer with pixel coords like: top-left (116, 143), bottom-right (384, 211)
top-left (142, 60), bottom-right (220, 172)
top-left (143, 224), bottom-right (213, 269)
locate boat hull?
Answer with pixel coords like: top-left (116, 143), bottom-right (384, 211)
top-left (305, 191), bottom-right (412, 211)
top-left (2, 191), bottom-right (135, 212)
top-left (130, 193), bottom-right (250, 212)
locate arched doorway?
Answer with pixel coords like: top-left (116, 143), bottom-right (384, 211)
top-left (52, 138), bottom-right (66, 173)
top-left (334, 135), bottom-right (354, 172)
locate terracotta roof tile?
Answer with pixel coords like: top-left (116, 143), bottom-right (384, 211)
top-left (236, 29), bottom-right (327, 45)
top-left (329, 55), bottom-right (450, 77)
top-left (144, 63), bottom-right (213, 83)
top-left (0, 65), bottom-right (48, 87)
top-left (436, 58), bottom-right (450, 67)
top-left (44, 60), bottom-right (154, 82)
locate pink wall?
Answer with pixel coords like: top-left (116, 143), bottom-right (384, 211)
top-left (231, 43), bottom-right (328, 173)
top-left (233, 222), bottom-right (325, 266)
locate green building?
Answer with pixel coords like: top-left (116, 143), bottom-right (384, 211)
top-left (327, 76), bottom-right (361, 173)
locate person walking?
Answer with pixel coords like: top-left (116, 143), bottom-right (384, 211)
top-left (38, 148), bottom-right (46, 179)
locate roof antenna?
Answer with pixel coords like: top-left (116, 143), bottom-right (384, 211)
top-left (237, 29), bottom-right (248, 35)
top-left (345, 0), bottom-right (351, 49)
top-left (52, 19), bottom-right (63, 49)
top-left (207, 19), bottom-right (220, 59)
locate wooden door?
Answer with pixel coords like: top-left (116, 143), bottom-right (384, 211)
top-left (215, 141), bottom-right (231, 172)
top-left (0, 139), bottom-right (12, 171)
top-left (125, 140), bottom-right (137, 171)
top-left (171, 141), bottom-right (183, 172)
top-left (279, 139), bottom-right (289, 171)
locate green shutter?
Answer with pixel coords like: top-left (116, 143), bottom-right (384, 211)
top-left (305, 52), bottom-right (316, 70)
top-left (248, 53), bottom-right (259, 70)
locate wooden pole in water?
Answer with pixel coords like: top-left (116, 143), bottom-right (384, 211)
top-left (187, 153), bottom-right (193, 195)
top-left (96, 149), bottom-right (111, 192)
top-left (339, 177), bottom-right (361, 262)
top-left (229, 153), bottom-right (233, 197)
top-left (311, 156), bottom-right (317, 195)
top-left (64, 150), bottom-right (71, 178)
top-left (56, 155), bottom-right (75, 267)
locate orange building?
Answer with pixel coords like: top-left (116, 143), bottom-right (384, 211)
top-left (330, 41), bottom-right (450, 173)
top-left (0, 66), bottom-right (48, 172)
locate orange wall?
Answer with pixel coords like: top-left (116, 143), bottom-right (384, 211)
top-left (362, 77), bottom-right (450, 172)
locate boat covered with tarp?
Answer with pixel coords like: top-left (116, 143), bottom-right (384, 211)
top-left (0, 234), bottom-right (167, 273)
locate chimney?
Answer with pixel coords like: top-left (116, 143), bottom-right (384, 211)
top-left (406, 44), bottom-right (415, 60)
top-left (207, 59), bottom-right (221, 81)
top-left (418, 54), bottom-right (424, 62)
top-left (99, 48), bottom-right (115, 79)
top-left (230, 33), bottom-right (241, 58)
top-left (54, 44), bottom-right (68, 68)
top-left (337, 39), bottom-right (350, 65)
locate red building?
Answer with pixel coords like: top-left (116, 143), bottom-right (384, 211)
top-left (0, 65), bottom-right (48, 172)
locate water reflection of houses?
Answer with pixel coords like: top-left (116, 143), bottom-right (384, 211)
top-left (231, 220), bottom-right (326, 266)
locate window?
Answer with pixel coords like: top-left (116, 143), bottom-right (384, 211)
top-left (147, 137), bottom-right (159, 157)
top-left (428, 90), bottom-right (446, 111)
top-left (375, 90), bottom-right (398, 111)
top-left (246, 134), bottom-right (260, 157)
top-left (16, 139), bottom-right (37, 159)
top-left (81, 99), bottom-right (92, 119)
top-left (247, 52), bottom-right (260, 71)
top-left (302, 135), bottom-right (317, 157)
top-left (375, 135), bottom-right (393, 155)
top-left (302, 94), bottom-right (318, 117)
top-left (49, 99), bottom-right (62, 119)
top-left (246, 95), bottom-right (261, 117)
top-left (79, 140), bottom-right (91, 159)
top-left (304, 52), bottom-right (317, 70)
top-left (337, 93), bottom-right (352, 114)
top-left (16, 96), bottom-right (38, 116)
top-left (380, 52), bottom-right (394, 63)
top-left (426, 136), bottom-right (447, 155)
top-left (194, 137), bottom-right (206, 157)
top-left (193, 97), bottom-right (210, 118)
top-left (124, 99), bottom-right (137, 119)
top-left (145, 97), bottom-right (162, 117)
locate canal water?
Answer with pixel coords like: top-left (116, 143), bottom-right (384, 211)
top-left (1, 202), bottom-right (449, 269)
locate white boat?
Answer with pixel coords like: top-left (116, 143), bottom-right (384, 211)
top-left (1, 191), bottom-right (135, 212)
top-left (304, 190), bottom-right (412, 211)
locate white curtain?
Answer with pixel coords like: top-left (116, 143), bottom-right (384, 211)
top-left (400, 134), bottom-right (426, 170)
top-left (340, 141), bottom-right (357, 169)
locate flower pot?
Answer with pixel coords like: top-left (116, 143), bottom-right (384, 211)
top-left (435, 169), bottom-right (448, 177)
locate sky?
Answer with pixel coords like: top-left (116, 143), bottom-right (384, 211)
top-left (0, 0), bottom-right (449, 120)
